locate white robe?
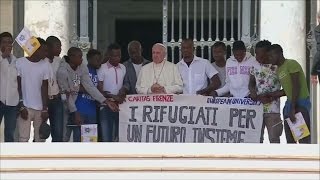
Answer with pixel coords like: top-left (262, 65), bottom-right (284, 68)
top-left (136, 60), bottom-right (183, 94)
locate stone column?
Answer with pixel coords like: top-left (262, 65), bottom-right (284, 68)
top-left (92, 0), bottom-right (98, 49)
top-left (78, 0), bottom-right (91, 64)
top-left (0, 0), bottom-right (13, 32)
top-left (241, 0), bottom-right (251, 47)
top-left (24, 0), bottom-right (72, 56)
top-left (309, 0), bottom-right (320, 144)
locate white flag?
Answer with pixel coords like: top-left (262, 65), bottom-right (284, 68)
top-left (81, 124), bottom-right (98, 142)
top-left (15, 27), bottom-right (32, 47)
top-left (15, 27), bottom-right (40, 56)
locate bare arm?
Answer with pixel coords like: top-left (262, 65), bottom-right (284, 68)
top-left (264, 89), bottom-right (285, 99)
top-left (215, 64), bottom-right (229, 96)
top-left (206, 61), bottom-right (221, 92)
top-left (40, 79), bottom-right (49, 121)
top-left (290, 72), bottom-right (300, 107)
top-left (17, 76), bottom-right (23, 106)
top-left (97, 81), bottom-right (104, 94)
top-left (118, 87), bottom-right (128, 97)
top-left (248, 74), bottom-right (257, 100)
top-left (41, 80), bottom-right (49, 110)
top-left (209, 74), bottom-right (221, 91)
top-left (197, 74), bottom-right (221, 95)
top-left (17, 75), bottom-right (29, 120)
top-left (206, 74), bottom-right (221, 92)
top-left (119, 70), bottom-right (130, 95)
top-left (215, 82), bottom-right (229, 97)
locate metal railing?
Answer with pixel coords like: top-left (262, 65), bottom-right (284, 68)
top-left (162, 0), bottom-right (260, 63)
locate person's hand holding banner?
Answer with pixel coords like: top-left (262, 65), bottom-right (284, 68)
top-left (104, 99), bottom-right (119, 112)
top-left (119, 95), bottom-right (263, 143)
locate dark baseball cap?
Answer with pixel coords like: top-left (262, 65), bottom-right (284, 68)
top-left (39, 122), bottom-right (51, 139)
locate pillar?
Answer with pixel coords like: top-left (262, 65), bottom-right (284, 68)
top-left (260, 0), bottom-right (306, 71)
top-left (77, 0), bottom-right (91, 64)
top-left (24, 0), bottom-right (73, 56)
top-left (241, 0), bottom-right (251, 47)
top-left (0, 0), bottom-right (13, 33)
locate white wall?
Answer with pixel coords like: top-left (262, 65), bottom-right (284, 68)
top-left (24, 0), bottom-right (76, 56)
top-left (260, 0), bottom-right (306, 71)
top-left (0, 0), bottom-right (13, 33)
top-left (1, 143), bottom-right (319, 179)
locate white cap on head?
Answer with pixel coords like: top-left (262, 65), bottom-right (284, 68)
top-left (153, 43), bottom-right (167, 53)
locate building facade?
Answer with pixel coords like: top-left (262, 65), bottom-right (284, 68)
top-left (0, 0), bottom-right (319, 143)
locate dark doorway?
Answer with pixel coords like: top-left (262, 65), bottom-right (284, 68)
top-left (116, 18), bottom-right (238, 64)
top-left (115, 19), bottom-right (162, 63)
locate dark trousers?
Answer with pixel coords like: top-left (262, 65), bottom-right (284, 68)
top-left (99, 106), bottom-right (119, 142)
top-left (283, 106), bottom-right (311, 144)
top-left (48, 97), bottom-right (64, 142)
top-left (0, 102), bottom-right (17, 142)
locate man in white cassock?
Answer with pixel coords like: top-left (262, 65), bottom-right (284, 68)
top-left (136, 43), bottom-right (183, 94)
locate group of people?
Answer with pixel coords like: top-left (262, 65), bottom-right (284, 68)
top-left (0, 31), bottom-right (315, 144)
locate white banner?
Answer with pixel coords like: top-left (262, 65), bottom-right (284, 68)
top-left (119, 95), bottom-right (263, 143)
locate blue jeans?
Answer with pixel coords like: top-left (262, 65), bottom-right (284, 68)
top-left (99, 106), bottom-right (119, 142)
top-left (68, 112), bottom-right (97, 142)
top-left (48, 97), bottom-right (64, 142)
top-left (0, 102), bottom-right (17, 142)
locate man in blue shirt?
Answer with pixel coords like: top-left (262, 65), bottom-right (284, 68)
top-left (72, 49), bottom-right (102, 142)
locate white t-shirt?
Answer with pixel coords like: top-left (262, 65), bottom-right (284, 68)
top-left (177, 56), bottom-right (218, 94)
top-left (16, 57), bottom-right (50, 110)
top-left (45, 57), bottom-right (61, 96)
top-left (132, 63), bottom-right (143, 77)
top-left (97, 62), bottom-right (126, 95)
